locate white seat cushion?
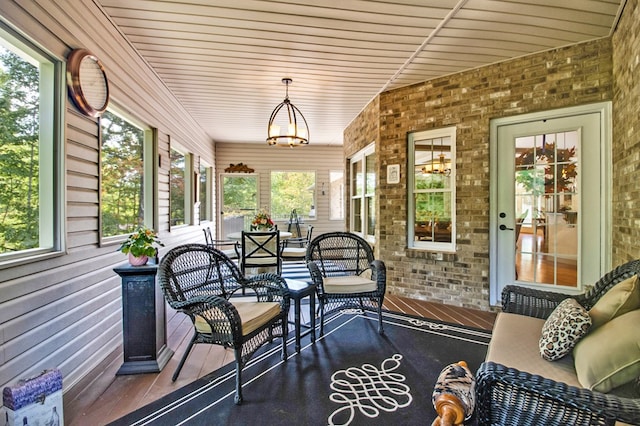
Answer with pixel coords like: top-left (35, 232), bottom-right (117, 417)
top-left (323, 276), bottom-right (377, 294)
top-left (244, 256), bottom-right (278, 265)
top-left (282, 247), bottom-right (306, 258)
top-left (222, 249), bottom-right (238, 259)
top-left (194, 301), bottom-right (281, 336)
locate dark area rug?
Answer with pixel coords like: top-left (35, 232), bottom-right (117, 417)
top-left (109, 310), bottom-right (491, 426)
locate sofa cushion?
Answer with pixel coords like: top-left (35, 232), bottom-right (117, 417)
top-left (573, 309), bottom-right (640, 393)
top-left (589, 275), bottom-right (640, 329)
top-left (486, 312), bottom-right (582, 388)
top-left (539, 298), bottom-right (591, 361)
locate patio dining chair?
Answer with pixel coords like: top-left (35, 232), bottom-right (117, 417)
top-left (203, 227), bottom-right (240, 260)
top-left (306, 232), bottom-right (386, 336)
top-left (280, 225), bottom-right (313, 262)
top-left (241, 230), bottom-right (281, 276)
top-left (158, 244), bottom-right (289, 405)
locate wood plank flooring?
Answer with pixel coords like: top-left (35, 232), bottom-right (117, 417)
top-left (64, 294), bottom-right (495, 425)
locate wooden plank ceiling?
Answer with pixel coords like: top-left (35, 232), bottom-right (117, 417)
top-left (98, 0), bottom-right (625, 145)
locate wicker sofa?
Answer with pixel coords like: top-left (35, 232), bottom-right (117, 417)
top-left (474, 260), bottom-right (640, 425)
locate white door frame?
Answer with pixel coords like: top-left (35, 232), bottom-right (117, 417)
top-left (489, 102), bottom-right (612, 306)
top-left (218, 173), bottom-right (259, 238)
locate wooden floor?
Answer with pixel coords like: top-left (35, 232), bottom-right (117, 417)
top-left (64, 294), bottom-right (496, 425)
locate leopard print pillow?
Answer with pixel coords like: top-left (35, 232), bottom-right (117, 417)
top-left (539, 298), bottom-right (591, 361)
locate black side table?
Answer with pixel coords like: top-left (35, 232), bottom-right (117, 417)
top-left (285, 279), bottom-right (316, 353)
top-left (114, 263), bottom-right (174, 375)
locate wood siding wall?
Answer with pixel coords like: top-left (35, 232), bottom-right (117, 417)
top-left (0, 0), bottom-right (213, 393)
top-left (214, 143), bottom-right (346, 236)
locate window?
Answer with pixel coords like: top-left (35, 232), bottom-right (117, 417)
top-left (101, 110), bottom-right (150, 238)
top-left (270, 171), bottom-right (316, 221)
top-left (349, 144), bottom-right (375, 240)
top-left (408, 127), bottom-right (456, 251)
top-left (329, 170), bottom-right (344, 220)
top-left (170, 148), bottom-right (186, 227)
top-left (198, 162), bottom-right (211, 222)
top-left (0, 25), bottom-right (62, 261)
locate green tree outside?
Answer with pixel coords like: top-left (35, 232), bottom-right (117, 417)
top-left (0, 47), bottom-right (40, 253)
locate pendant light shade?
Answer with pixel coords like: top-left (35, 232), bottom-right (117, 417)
top-left (267, 78), bottom-right (309, 147)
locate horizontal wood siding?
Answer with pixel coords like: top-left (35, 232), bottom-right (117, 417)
top-left (0, 0), bottom-right (215, 395)
top-left (214, 143), bottom-right (346, 237)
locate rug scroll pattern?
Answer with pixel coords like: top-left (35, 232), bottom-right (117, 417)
top-left (328, 353), bottom-right (412, 426)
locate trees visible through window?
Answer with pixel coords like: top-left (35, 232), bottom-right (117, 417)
top-left (170, 148), bottom-right (186, 226)
top-left (101, 110), bottom-right (145, 237)
top-left (0, 31), bottom-right (59, 258)
top-left (270, 171), bottom-right (316, 221)
top-left (408, 127), bottom-right (456, 251)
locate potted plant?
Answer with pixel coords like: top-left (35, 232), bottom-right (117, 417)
top-left (118, 226), bottom-right (164, 266)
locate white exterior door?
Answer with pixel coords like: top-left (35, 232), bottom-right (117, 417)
top-left (219, 173), bottom-right (259, 238)
top-left (489, 103), bottom-right (611, 305)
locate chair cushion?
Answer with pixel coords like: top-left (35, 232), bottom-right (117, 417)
top-left (194, 301), bottom-right (281, 336)
top-left (244, 256), bottom-right (279, 266)
top-left (282, 247), bottom-right (306, 258)
top-left (589, 275), bottom-right (640, 329)
top-left (323, 276), bottom-right (377, 294)
top-left (573, 309), bottom-right (640, 393)
top-left (539, 298), bottom-right (591, 361)
top-left (222, 249), bottom-right (238, 259)
top-left (486, 312), bottom-right (582, 388)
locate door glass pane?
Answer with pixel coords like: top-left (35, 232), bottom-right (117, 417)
top-left (221, 175), bottom-right (258, 236)
top-left (514, 132), bottom-right (578, 287)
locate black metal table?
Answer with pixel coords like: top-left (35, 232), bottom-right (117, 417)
top-left (285, 279), bottom-right (316, 353)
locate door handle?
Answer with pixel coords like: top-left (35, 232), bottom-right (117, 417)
top-left (499, 224), bottom-right (514, 231)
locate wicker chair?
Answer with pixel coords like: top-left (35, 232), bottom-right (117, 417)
top-left (158, 244), bottom-right (289, 405)
top-left (475, 259), bottom-right (640, 425)
top-left (305, 232), bottom-right (386, 336)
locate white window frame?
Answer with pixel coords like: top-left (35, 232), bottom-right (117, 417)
top-left (170, 146), bottom-right (192, 228)
top-left (100, 107), bottom-right (154, 244)
top-left (0, 22), bottom-right (64, 265)
top-left (199, 161), bottom-right (212, 223)
top-left (408, 127), bottom-right (457, 252)
top-left (349, 143), bottom-right (375, 242)
top-left (329, 170), bottom-right (344, 221)
top-left (269, 170), bottom-right (317, 221)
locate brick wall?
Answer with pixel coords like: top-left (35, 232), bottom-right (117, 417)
top-left (612, 0), bottom-right (640, 266)
top-left (345, 38), bottom-right (615, 311)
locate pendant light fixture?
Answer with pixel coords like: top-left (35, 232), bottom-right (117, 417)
top-left (267, 78), bottom-right (309, 147)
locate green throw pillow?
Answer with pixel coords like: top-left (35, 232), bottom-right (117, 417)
top-left (573, 309), bottom-right (640, 393)
top-left (589, 275), bottom-right (640, 329)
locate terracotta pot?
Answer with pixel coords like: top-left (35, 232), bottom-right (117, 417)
top-left (128, 253), bottom-right (149, 266)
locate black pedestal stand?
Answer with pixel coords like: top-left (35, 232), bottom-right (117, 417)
top-left (113, 263), bottom-right (174, 375)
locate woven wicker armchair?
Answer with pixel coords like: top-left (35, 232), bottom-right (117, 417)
top-left (305, 232), bottom-right (386, 336)
top-left (158, 244), bottom-right (289, 405)
top-left (476, 259), bottom-right (640, 425)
